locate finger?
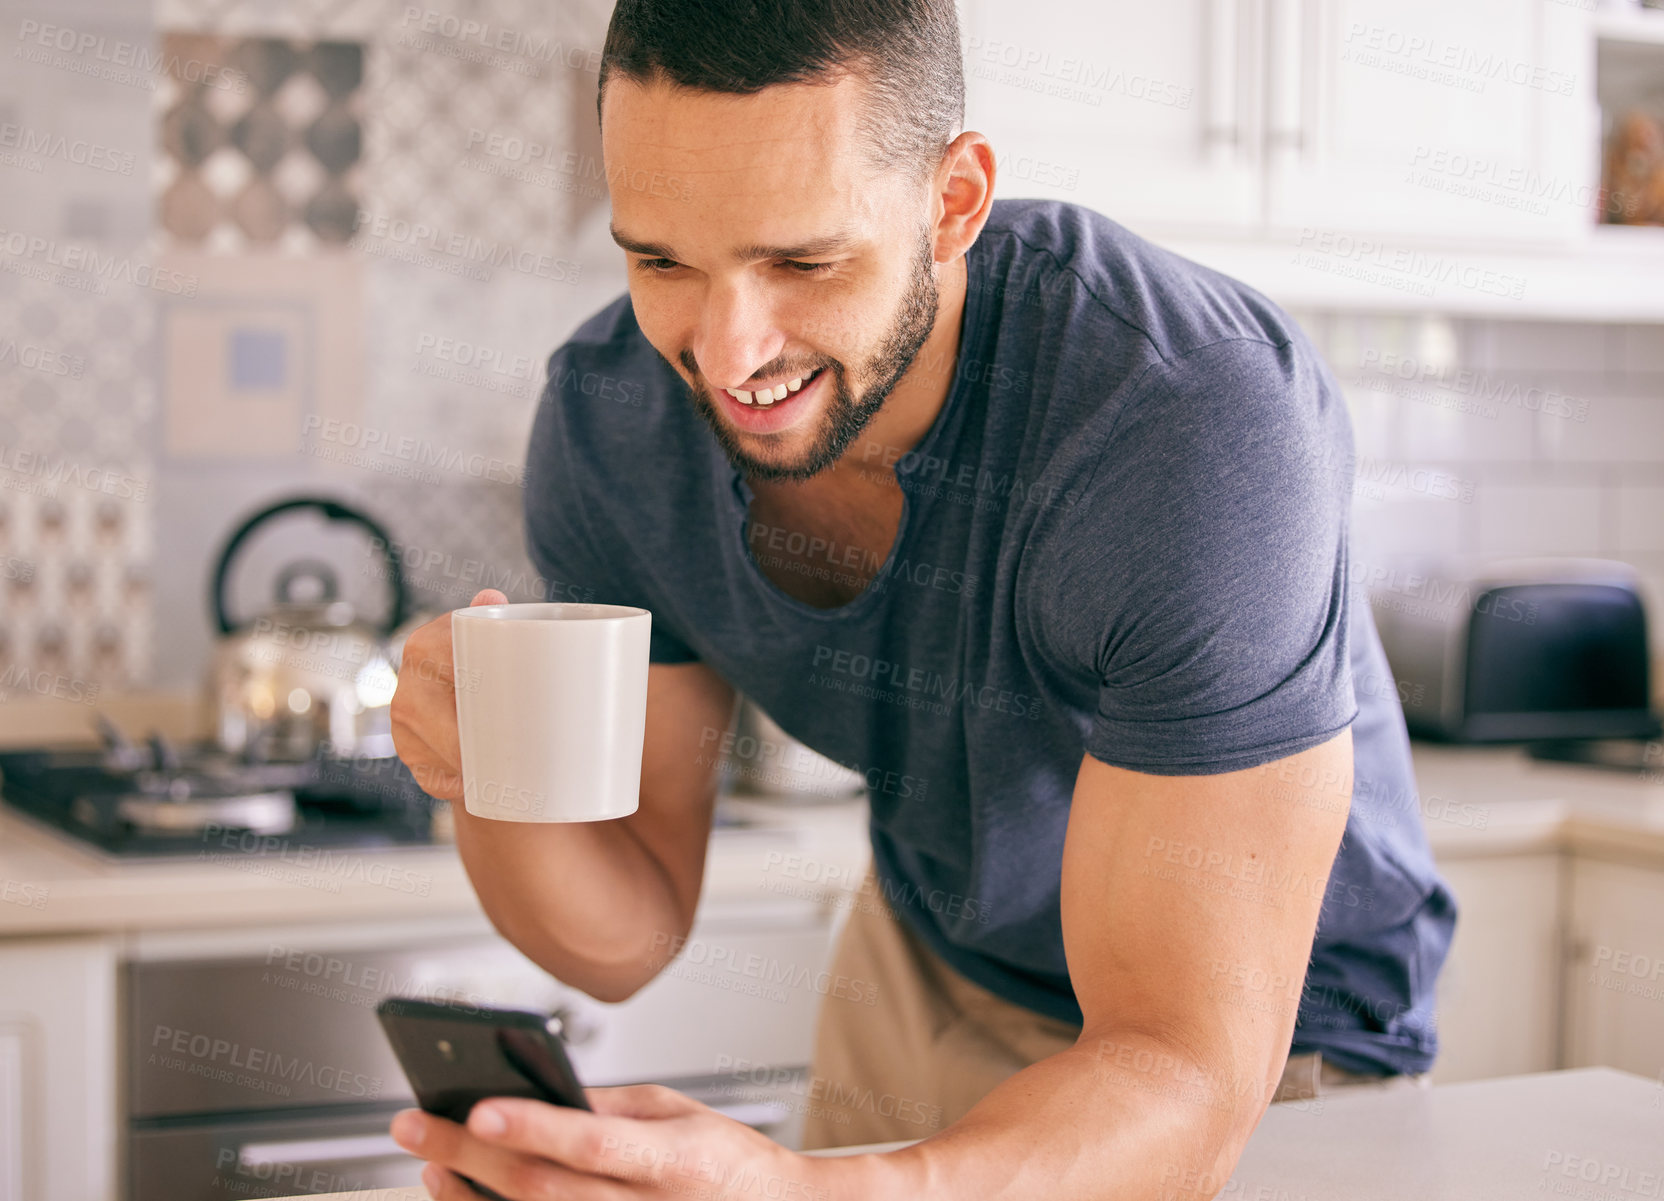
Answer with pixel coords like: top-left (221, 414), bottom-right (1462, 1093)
top-left (470, 589), bottom-right (507, 606)
top-left (398, 629), bottom-right (464, 691)
top-left (397, 1109), bottom-right (631, 1201)
top-left (421, 1163), bottom-right (470, 1200)
top-left (463, 1098), bottom-right (691, 1185)
top-left (423, 1164), bottom-right (507, 1201)
top-left (390, 724), bottom-right (464, 802)
top-left (583, 1083), bottom-right (706, 1120)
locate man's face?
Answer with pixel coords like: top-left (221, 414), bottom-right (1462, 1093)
top-left (601, 73), bottom-right (943, 482)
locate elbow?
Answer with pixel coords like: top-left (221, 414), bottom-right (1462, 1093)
top-left (518, 945), bottom-right (660, 1005)
top-left (474, 906), bottom-right (675, 1005)
top-left (546, 929), bottom-right (677, 1003)
top-left (582, 972), bottom-right (650, 1005)
top-left (541, 913), bottom-right (694, 1004)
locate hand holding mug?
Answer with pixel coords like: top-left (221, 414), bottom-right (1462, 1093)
top-left (390, 589), bottom-right (507, 804)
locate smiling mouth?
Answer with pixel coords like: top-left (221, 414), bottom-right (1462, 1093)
top-left (723, 367), bottom-right (824, 408)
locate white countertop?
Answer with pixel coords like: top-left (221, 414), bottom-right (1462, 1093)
top-left (275, 1067), bottom-right (1663, 1201)
top-left (4, 689), bottom-right (1662, 938)
top-left (0, 692), bottom-right (875, 937)
top-left (1226, 1067), bottom-right (1664, 1201)
top-left (1412, 743), bottom-right (1664, 864)
top-left (0, 790), bottom-right (873, 938)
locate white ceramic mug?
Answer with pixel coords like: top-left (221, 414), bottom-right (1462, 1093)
top-left (450, 602), bottom-right (651, 822)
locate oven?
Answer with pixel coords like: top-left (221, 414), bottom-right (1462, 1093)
top-left (123, 903), bottom-right (835, 1200)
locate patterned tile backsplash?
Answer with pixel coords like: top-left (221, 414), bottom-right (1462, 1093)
top-left (0, 265), bottom-right (157, 699)
top-left (156, 33), bottom-right (366, 251)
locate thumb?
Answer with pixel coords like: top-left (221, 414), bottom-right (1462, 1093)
top-left (469, 589), bottom-right (508, 607)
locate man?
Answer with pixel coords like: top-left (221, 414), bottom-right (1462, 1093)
top-left (388, 1), bottom-right (1457, 1197)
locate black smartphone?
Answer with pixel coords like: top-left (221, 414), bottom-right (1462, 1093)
top-left (376, 996), bottom-right (592, 1199)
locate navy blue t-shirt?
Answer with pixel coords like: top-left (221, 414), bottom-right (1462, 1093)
top-left (523, 198), bottom-right (1457, 1075)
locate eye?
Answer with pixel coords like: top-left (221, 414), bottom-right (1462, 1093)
top-left (780, 260), bottom-right (836, 277)
top-left (634, 257), bottom-right (681, 273)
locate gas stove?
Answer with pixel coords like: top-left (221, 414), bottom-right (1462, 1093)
top-left (0, 728), bottom-right (439, 858)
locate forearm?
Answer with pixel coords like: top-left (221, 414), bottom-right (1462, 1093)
top-left (453, 807), bottom-right (694, 1002)
top-left (835, 1030), bottom-right (1256, 1201)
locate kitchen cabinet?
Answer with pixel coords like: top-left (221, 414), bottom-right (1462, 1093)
top-left (1427, 853), bottom-right (1563, 1083)
top-left (962, 0), bottom-right (1597, 246)
top-left (1264, 0), bottom-right (1595, 242)
top-left (0, 936), bottom-right (119, 1201)
top-left (961, 0), bottom-right (1263, 232)
top-left (1430, 845), bottom-right (1664, 1086)
top-left (1562, 857), bottom-right (1664, 1080)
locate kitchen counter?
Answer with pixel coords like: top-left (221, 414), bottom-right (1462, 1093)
top-left (1412, 743), bottom-right (1664, 865)
top-left (5, 689), bottom-right (1662, 937)
top-left (0, 786), bottom-right (872, 938)
top-left (274, 1067), bottom-right (1663, 1201)
top-left (0, 691), bottom-right (874, 937)
top-left (1226, 1066), bottom-right (1663, 1200)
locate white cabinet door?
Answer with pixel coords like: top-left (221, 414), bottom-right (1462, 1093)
top-left (960, 0), bottom-right (1263, 234)
top-left (0, 938), bottom-right (119, 1201)
top-left (1563, 858), bottom-right (1664, 1079)
top-left (1266, 0), bottom-right (1596, 244)
top-left (1428, 854), bottom-right (1562, 1083)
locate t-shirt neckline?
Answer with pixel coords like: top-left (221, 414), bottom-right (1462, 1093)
top-left (720, 233), bottom-right (988, 619)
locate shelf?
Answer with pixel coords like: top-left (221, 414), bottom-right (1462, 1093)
top-left (1595, 8), bottom-right (1664, 48)
top-left (1161, 224), bottom-right (1664, 322)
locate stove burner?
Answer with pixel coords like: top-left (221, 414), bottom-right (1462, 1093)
top-left (0, 741), bottom-right (440, 857)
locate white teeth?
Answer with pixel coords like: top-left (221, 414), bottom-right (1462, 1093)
top-left (728, 372), bottom-right (815, 407)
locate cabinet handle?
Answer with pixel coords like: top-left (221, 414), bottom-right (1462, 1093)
top-left (1204, 0), bottom-right (1242, 157)
top-left (1265, 0), bottom-right (1306, 154)
top-left (549, 1003), bottom-right (599, 1047)
top-left (238, 1133), bottom-right (407, 1168)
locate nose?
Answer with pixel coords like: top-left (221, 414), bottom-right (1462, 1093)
top-left (690, 280), bottom-right (784, 392)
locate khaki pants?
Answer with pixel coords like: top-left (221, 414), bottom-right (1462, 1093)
top-left (800, 866), bottom-right (1430, 1151)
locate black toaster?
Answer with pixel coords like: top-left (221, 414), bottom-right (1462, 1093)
top-left (1370, 558), bottom-right (1661, 743)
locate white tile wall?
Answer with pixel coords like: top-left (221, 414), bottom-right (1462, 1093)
top-left (1619, 325), bottom-right (1664, 377)
top-left (1616, 486), bottom-right (1664, 558)
top-left (1475, 483), bottom-right (1606, 559)
top-left (1299, 313), bottom-right (1664, 652)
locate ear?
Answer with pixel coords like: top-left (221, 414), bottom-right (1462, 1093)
top-left (931, 130), bottom-right (996, 264)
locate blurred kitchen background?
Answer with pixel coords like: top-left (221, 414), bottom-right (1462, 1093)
top-left (3, 0), bottom-right (1664, 1198)
top-left (0, 0), bottom-right (1661, 701)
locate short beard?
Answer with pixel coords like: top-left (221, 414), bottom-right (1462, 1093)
top-left (680, 224), bottom-right (940, 484)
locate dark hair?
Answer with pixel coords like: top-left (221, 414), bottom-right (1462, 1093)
top-left (597, 0), bottom-right (964, 185)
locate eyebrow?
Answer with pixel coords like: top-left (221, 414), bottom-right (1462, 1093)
top-left (609, 225), bottom-right (860, 262)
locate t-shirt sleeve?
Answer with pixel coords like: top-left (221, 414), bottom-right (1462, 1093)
top-left (1041, 336), bottom-right (1357, 775)
top-left (523, 346), bottom-right (700, 664)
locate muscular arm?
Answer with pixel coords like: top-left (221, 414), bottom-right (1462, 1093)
top-left (851, 731), bottom-right (1353, 1201)
top-left (445, 661), bottom-right (736, 1002)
